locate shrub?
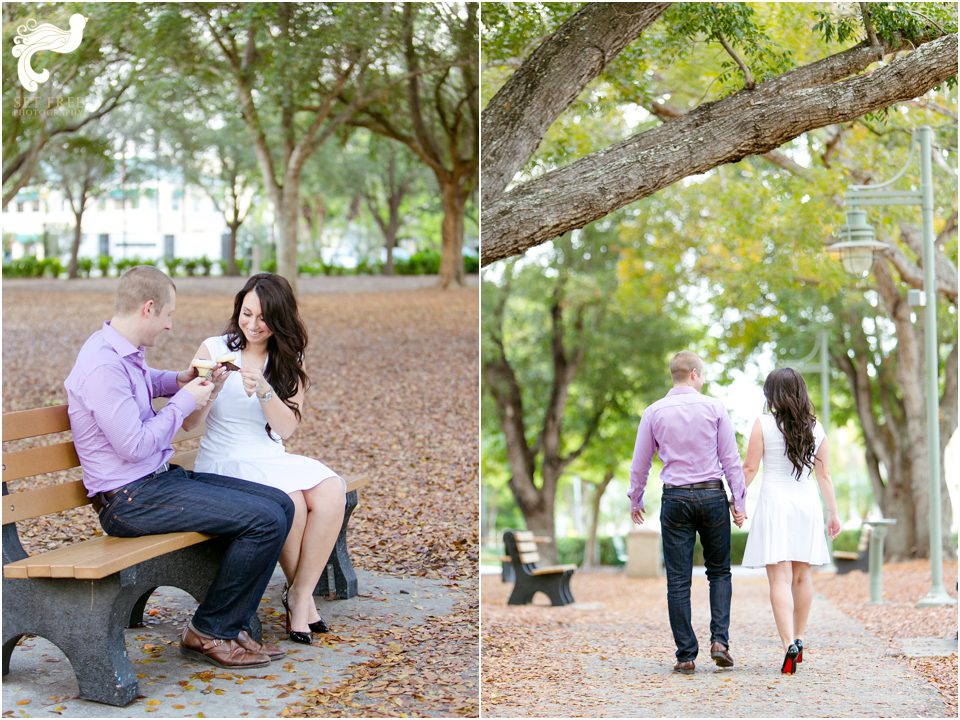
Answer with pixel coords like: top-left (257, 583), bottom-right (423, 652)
top-left (262, 258), bottom-right (277, 273)
top-left (163, 257), bottom-right (182, 277)
top-left (198, 255), bottom-right (213, 276)
top-left (396, 248), bottom-right (441, 275)
top-left (356, 258), bottom-right (381, 275)
top-left (832, 528), bottom-right (862, 554)
top-left (182, 258), bottom-right (199, 276)
top-left (97, 255), bottom-right (112, 277)
top-left (42, 257), bottom-right (63, 278)
top-left (2, 256), bottom-right (43, 278)
top-left (77, 257), bottom-right (94, 278)
top-left (464, 254), bottom-right (479, 274)
top-left (555, 536), bottom-right (627, 566)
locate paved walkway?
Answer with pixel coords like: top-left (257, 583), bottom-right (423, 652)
top-left (481, 570), bottom-right (950, 717)
top-left (3, 569), bottom-right (457, 718)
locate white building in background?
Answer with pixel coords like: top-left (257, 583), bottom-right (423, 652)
top-left (3, 178), bottom-right (233, 264)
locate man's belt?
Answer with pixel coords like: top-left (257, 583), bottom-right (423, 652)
top-left (96, 462), bottom-right (171, 505)
top-left (665, 480), bottom-right (724, 490)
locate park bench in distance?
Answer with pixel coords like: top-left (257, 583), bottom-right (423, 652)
top-left (503, 529), bottom-right (576, 606)
top-left (2, 402), bottom-right (367, 706)
top-left (833, 525), bottom-right (870, 574)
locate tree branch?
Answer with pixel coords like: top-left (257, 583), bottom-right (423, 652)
top-left (481, 2), bottom-right (670, 207)
top-left (481, 33), bottom-right (958, 265)
top-left (716, 32), bottom-right (754, 89)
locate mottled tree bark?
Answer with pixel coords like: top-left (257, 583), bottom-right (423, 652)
top-left (481, 2), bottom-right (669, 206)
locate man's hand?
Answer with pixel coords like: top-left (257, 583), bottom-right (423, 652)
top-left (176, 366), bottom-right (198, 389)
top-left (730, 506), bottom-right (746, 528)
top-left (183, 377), bottom-right (214, 409)
top-left (631, 506), bottom-right (645, 525)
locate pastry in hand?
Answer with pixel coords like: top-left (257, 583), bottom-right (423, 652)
top-left (191, 358), bottom-right (217, 379)
top-left (216, 352), bottom-right (239, 371)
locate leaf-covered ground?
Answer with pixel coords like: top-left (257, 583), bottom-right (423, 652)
top-left (813, 559), bottom-right (959, 718)
top-left (2, 276), bottom-right (479, 717)
top-left (481, 567), bottom-right (954, 717)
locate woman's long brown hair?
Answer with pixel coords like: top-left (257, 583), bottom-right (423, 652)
top-left (763, 367), bottom-right (817, 480)
top-left (224, 273), bottom-right (310, 438)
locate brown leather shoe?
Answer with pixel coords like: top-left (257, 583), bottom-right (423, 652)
top-left (237, 629), bottom-right (285, 661)
top-left (711, 642), bottom-right (734, 668)
top-left (673, 660), bottom-right (695, 674)
top-left (180, 626), bottom-right (270, 669)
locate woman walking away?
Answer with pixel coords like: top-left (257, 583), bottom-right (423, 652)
top-left (740, 368), bottom-right (841, 674)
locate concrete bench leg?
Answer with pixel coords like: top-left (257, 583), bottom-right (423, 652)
top-left (2, 576), bottom-right (139, 706)
top-left (315, 488), bottom-right (359, 600)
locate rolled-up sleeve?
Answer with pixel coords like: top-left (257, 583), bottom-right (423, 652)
top-left (151, 368), bottom-right (182, 398)
top-left (83, 364), bottom-right (195, 463)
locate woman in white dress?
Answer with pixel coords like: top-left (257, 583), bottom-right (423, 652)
top-left (740, 368), bottom-right (841, 674)
top-left (184, 273), bottom-right (346, 645)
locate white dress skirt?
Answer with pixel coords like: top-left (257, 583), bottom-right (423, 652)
top-left (193, 335), bottom-right (345, 494)
top-left (741, 414), bottom-right (831, 568)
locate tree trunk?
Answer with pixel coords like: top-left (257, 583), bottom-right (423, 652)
top-left (226, 222), bottom-right (240, 276)
top-left (67, 209), bottom-right (83, 280)
top-left (519, 487), bottom-right (558, 565)
top-left (276, 183), bottom-right (300, 295)
top-left (481, 33), bottom-right (958, 265)
top-left (583, 470), bottom-right (615, 569)
top-left (438, 180), bottom-right (466, 289)
top-left (383, 231), bottom-right (396, 276)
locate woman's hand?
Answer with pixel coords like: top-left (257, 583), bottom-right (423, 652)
top-left (239, 367), bottom-right (271, 398)
top-left (209, 365), bottom-right (231, 399)
top-left (826, 512), bottom-right (842, 540)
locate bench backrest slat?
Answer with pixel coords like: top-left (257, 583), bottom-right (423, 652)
top-left (3, 441), bottom-right (81, 482)
top-left (3, 405), bottom-right (70, 441)
top-left (3, 479), bottom-right (89, 525)
top-left (518, 551), bottom-right (540, 564)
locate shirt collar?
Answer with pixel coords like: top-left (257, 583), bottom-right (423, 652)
top-left (102, 321), bottom-right (144, 360)
top-left (667, 386), bottom-right (699, 396)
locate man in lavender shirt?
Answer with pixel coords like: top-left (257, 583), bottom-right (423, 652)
top-left (64, 266), bottom-right (294, 669)
top-left (628, 351), bottom-right (747, 674)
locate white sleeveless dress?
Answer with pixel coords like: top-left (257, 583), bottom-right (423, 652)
top-left (193, 335), bottom-right (344, 494)
top-left (741, 414), bottom-right (831, 567)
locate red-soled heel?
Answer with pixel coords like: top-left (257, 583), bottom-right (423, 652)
top-left (781, 643), bottom-right (799, 674)
top-left (795, 638), bottom-right (803, 663)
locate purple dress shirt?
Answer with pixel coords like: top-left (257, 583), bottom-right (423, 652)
top-left (64, 322), bottom-right (197, 497)
top-left (628, 386), bottom-right (746, 514)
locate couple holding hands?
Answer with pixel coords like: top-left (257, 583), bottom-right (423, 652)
top-left (64, 266), bottom-right (345, 669)
top-left (629, 351), bottom-right (841, 676)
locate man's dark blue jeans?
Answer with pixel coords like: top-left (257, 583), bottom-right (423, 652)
top-left (98, 466), bottom-right (294, 639)
top-left (660, 485), bottom-right (732, 663)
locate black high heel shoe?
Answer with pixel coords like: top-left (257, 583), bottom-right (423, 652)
top-left (781, 643), bottom-right (799, 674)
top-left (281, 585), bottom-right (312, 645)
top-left (309, 618), bottom-right (330, 634)
top-left (794, 638), bottom-right (803, 664)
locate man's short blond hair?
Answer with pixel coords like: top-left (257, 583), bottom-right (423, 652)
top-left (670, 351), bottom-right (704, 382)
top-left (116, 266), bottom-right (175, 315)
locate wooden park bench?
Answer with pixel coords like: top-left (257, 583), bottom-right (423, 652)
top-left (2, 402), bottom-right (367, 706)
top-left (500, 533), bottom-right (551, 583)
top-left (833, 525), bottom-right (870, 575)
top-left (502, 529), bottom-right (576, 606)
